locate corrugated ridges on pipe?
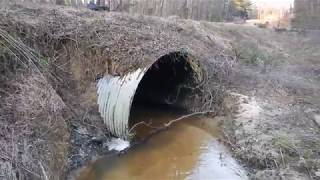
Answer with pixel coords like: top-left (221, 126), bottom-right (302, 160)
top-left (97, 51), bottom-right (204, 139)
top-left (97, 69), bottom-right (146, 139)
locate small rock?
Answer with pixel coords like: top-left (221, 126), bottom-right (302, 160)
top-left (315, 170), bottom-right (320, 177)
top-left (90, 136), bottom-right (104, 144)
top-left (314, 114), bottom-right (320, 127)
top-left (76, 127), bottom-right (89, 135)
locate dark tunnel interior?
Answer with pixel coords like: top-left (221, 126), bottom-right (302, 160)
top-left (129, 52), bottom-right (199, 128)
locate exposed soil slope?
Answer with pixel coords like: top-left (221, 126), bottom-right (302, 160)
top-left (213, 24), bottom-right (320, 179)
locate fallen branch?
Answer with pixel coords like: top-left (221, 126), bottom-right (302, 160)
top-left (164, 111), bottom-right (214, 127)
top-left (129, 110), bottom-right (214, 139)
top-left (128, 121), bottom-right (160, 134)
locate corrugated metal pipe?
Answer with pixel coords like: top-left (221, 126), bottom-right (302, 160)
top-left (97, 51), bottom-right (204, 139)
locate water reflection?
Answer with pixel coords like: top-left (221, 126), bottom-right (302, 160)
top-left (78, 106), bottom-right (247, 180)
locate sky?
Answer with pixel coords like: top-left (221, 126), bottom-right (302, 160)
top-left (251, 0), bottom-right (294, 9)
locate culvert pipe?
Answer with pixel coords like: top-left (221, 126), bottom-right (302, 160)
top-left (97, 51), bottom-right (204, 139)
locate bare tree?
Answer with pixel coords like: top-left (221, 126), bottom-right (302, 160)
top-left (56, 0), bottom-right (65, 5)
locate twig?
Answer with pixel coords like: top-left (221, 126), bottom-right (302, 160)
top-left (164, 111), bottom-right (214, 127)
top-left (273, 159), bottom-right (279, 169)
top-left (38, 161), bottom-right (49, 180)
top-left (128, 121), bottom-right (159, 134)
top-left (280, 147), bottom-right (285, 168)
top-left (129, 111), bottom-right (214, 140)
top-left (221, 130), bottom-right (238, 149)
top-left (0, 154), bottom-right (41, 178)
top-left (81, 108), bottom-right (100, 130)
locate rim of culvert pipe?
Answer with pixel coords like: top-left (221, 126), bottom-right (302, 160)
top-left (97, 51), bottom-right (203, 140)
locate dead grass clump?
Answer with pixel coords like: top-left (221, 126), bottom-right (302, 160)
top-left (255, 22), bottom-right (269, 29)
top-left (232, 41), bottom-right (268, 66)
top-left (0, 28), bottom-right (70, 179)
top-left (199, 54), bottom-right (236, 113)
top-left (0, 72), bottom-right (70, 180)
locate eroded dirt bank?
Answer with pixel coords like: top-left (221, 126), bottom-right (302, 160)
top-left (0, 3), bottom-right (320, 180)
top-left (213, 24), bottom-right (320, 179)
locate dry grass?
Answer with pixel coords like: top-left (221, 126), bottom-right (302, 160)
top-left (0, 72), bottom-right (70, 180)
top-left (0, 27), bottom-right (70, 179)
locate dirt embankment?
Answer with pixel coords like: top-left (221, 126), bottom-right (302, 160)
top-left (1, 3), bottom-right (319, 180)
top-left (0, 3), bottom-right (234, 179)
top-left (211, 24), bottom-right (320, 179)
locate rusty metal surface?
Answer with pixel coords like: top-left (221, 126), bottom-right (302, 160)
top-left (97, 68), bottom-right (146, 139)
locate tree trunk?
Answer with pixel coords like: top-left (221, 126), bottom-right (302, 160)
top-left (56, 0), bottom-right (65, 5)
top-left (100, 0), bottom-right (106, 6)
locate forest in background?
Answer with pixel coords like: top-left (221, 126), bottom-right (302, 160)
top-left (13, 0), bottom-right (254, 21)
top-left (293, 0), bottom-right (320, 29)
top-left (4, 0), bottom-right (320, 29)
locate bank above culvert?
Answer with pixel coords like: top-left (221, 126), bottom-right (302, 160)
top-left (0, 3), bottom-right (233, 137)
top-left (0, 3), bottom-right (234, 178)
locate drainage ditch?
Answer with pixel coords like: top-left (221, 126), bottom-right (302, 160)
top-left (78, 106), bottom-right (248, 180)
top-left (79, 51), bottom-right (248, 180)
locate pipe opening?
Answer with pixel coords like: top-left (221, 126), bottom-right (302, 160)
top-left (129, 51), bottom-right (202, 134)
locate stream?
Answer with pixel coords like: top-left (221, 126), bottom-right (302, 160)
top-left (77, 106), bottom-right (248, 180)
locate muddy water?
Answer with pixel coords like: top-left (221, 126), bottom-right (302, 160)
top-left (78, 106), bottom-right (247, 180)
